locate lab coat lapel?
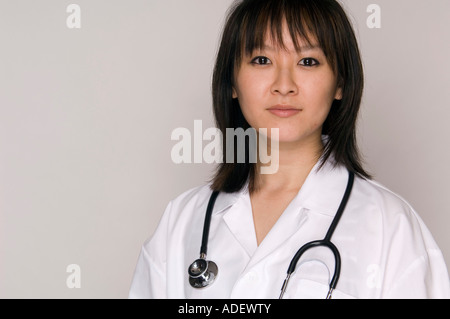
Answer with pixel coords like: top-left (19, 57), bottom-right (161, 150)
top-left (244, 191), bottom-right (307, 270)
top-left (221, 188), bottom-right (258, 257)
top-left (209, 181), bottom-right (258, 257)
top-left (244, 159), bottom-right (351, 271)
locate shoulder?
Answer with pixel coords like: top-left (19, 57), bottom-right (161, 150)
top-left (352, 175), bottom-right (440, 251)
top-left (169, 183), bottom-right (213, 208)
top-left (355, 176), bottom-right (414, 213)
top-left (153, 183), bottom-right (216, 236)
top-left (141, 183), bottom-right (213, 252)
top-left (163, 183), bottom-right (214, 221)
top-left (353, 176), bottom-right (421, 225)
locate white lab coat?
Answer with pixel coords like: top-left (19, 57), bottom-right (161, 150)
top-left (129, 158), bottom-right (450, 299)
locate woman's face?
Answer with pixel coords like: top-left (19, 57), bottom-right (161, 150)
top-left (232, 23), bottom-right (342, 146)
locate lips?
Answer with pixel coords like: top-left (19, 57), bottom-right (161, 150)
top-left (267, 105), bottom-right (302, 118)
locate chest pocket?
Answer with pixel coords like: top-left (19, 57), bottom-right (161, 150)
top-left (284, 279), bottom-right (356, 299)
top-left (282, 260), bottom-right (356, 299)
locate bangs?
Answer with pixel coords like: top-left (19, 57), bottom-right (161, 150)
top-left (234, 0), bottom-right (339, 72)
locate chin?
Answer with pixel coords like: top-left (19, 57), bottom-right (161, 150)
top-left (260, 126), bottom-right (299, 140)
top-left (259, 131), bottom-right (302, 145)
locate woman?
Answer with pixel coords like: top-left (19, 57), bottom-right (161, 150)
top-left (129, 0), bottom-right (450, 299)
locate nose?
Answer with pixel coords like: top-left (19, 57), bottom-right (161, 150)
top-left (271, 68), bottom-right (298, 96)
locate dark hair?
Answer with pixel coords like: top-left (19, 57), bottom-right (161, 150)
top-left (210, 0), bottom-right (371, 193)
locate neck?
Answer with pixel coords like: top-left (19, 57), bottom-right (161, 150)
top-left (253, 135), bottom-right (324, 194)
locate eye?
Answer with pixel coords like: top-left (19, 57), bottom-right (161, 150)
top-left (299, 58), bottom-right (320, 67)
top-left (251, 56), bottom-right (272, 65)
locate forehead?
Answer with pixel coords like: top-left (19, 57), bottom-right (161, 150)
top-left (242, 18), bottom-right (321, 55)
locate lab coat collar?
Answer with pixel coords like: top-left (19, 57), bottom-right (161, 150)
top-left (210, 156), bottom-right (351, 264)
top-left (211, 155), bottom-right (350, 218)
top-left (296, 156), bottom-right (351, 217)
top-left (210, 182), bottom-right (249, 216)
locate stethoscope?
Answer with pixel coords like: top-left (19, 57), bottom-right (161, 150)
top-left (188, 170), bottom-right (355, 299)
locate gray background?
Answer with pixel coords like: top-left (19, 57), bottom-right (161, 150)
top-left (0, 0), bottom-right (448, 298)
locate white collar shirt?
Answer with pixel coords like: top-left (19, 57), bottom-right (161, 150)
top-left (129, 159), bottom-right (450, 299)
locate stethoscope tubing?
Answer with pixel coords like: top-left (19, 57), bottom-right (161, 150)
top-left (279, 171), bottom-right (354, 299)
top-left (190, 170), bottom-right (355, 299)
top-left (199, 190), bottom-right (220, 258)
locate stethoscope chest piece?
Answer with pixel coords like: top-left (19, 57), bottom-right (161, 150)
top-left (188, 257), bottom-right (218, 288)
top-left (189, 172), bottom-right (355, 298)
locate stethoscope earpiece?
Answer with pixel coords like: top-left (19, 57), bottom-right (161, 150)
top-left (188, 257), bottom-right (218, 288)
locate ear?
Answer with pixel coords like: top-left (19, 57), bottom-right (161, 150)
top-left (334, 86), bottom-right (343, 101)
top-left (232, 87), bottom-right (238, 99)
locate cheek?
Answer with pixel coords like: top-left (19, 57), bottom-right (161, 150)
top-left (307, 72), bottom-right (339, 102)
top-left (235, 74), bottom-right (268, 114)
top-left (300, 78), bottom-right (337, 129)
top-left (304, 75), bottom-right (338, 111)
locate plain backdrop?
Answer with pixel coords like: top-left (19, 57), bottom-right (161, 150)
top-left (0, 0), bottom-right (449, 298)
